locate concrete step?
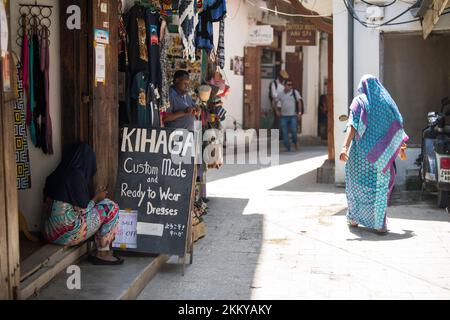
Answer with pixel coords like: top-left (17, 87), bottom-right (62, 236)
top-left (29, 252), bottom-right (170, 300)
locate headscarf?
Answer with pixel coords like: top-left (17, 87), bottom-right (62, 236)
top-left (349, 74), bottom-right (409, 173)
top-left (44, 142), bottom-right (97, 208)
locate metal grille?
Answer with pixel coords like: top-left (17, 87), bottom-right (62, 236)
top-left (16, 1), bottom-right (53, 48)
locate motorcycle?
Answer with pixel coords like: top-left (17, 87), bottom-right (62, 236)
top-left (419, 97), bottom-right (450, 208)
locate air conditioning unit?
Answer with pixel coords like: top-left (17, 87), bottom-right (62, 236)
top-left (365, 6), bottom-right (385, 21)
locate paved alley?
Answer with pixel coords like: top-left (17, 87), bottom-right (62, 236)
top-left (138, 146), bottom-right (450, 300)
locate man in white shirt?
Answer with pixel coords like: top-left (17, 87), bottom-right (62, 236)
top-left (269, 70), bottom-right (289, 130)
top-left (276, 80), bottom-right (303, 152)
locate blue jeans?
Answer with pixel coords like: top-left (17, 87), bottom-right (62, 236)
top-left (280, 116), bottom-right (298, 151)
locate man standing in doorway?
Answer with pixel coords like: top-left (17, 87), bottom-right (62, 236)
top-left (270, 70), bottom-right (290, 130)
top-left (163, 70), bottom-right (201, 131)
top-left (276, 79), bottom-right (303, 152)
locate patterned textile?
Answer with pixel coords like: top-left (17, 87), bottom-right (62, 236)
top-left (13, 62), bottom-right (31, 190)
top-left (345, 75), bottom-right (408, 230)
top-left (217, 19), bottom-right (225, 69)
top-left (44, 199), bottom-right (120, 247)
top-left (159, 25), bottom-right (171, 112)
top-left (178, 0), bottom-right (196, 62)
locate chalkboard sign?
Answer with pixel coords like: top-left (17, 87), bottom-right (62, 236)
top-left (113, 126), bottom-right (196, 256)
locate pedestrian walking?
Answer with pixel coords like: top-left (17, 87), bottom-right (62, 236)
top-left (269, 70), bottom-right (290, 131)
top-left (276, 79), bottom-right (303, 152)
top-left (340, 75), bottom-right (408, 233)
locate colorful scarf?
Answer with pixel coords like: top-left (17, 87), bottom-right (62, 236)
top-left (217, 19), bottom-right (225, 69)
top-left (349, 74), bottom-right (409, 174)
top-left (178, 0), bottom-right (196, 62)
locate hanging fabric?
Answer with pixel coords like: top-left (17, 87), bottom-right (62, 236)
top-left (130, 72), bottom-right (161, 127)
top-left (194, 0), bottom-right (227, 53)
top-left (178, 0), bottom-right (196, 62)
top-left (217, 18), bottom-right (225, 69)
top-left (145, 9), bottom-right (162, 89)
top-left (124, 4), bottom-right (149, 78)
top-left (159, 19), bottom-right (170, 112)
top-left (41, 26), bottom-right (53, 154)
top-left (13, 58), bottom-right (32, 190)
top-left (28, 35), bottom-right (37, 146)
top-left (32, 28), bottom-right (45, 151)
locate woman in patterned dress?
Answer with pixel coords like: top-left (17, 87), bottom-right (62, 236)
top-left (340, 75), bottom-right (408, 234)
top-left (43, 142), bottom-right (123, 265)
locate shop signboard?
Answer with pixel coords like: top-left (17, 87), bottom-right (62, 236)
top-left (248, 25), bottom-right (274, 46)
top-left (286, 23), bottom-right (317, 46)
top-left (114, 127), bottom-right (196, 256)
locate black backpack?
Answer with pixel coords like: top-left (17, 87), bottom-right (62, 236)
top-left (292, 90), bottom-right (304, 114)
top-left (268, 80), bottom-right (277, 102)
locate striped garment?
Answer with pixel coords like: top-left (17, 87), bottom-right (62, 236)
top-left (345, 75), bottom-right (408, 230)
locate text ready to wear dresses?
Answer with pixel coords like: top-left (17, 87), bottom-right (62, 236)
top-left (43, 143), bottom-right (119, 247)
top-left (345, 75), bottom-right (409, 230)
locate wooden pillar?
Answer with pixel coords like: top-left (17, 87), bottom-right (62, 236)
top-left (327, 36), bottom-right (334, 161)
top-left (89, 0), bottom-right (118, 191)
top-left (0, 0), bottom-right (20, 299)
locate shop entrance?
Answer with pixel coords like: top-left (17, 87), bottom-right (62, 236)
top-left (382, 31), bottom-right (450, 146)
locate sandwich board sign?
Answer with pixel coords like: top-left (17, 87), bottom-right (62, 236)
top-left (113, 126), bottom-right (196, 256)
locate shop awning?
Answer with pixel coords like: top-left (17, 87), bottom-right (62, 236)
top-left (263, 0), bottom-right (333, 33)
top-left (422, 0), bottom-right (450, 39)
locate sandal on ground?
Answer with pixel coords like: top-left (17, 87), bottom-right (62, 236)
top-left (347, 219), bottom-right (358, 227)
top-left (87, 254), bottom-right (124, 265)
top-left (375, 227), bottom-right (388, 234)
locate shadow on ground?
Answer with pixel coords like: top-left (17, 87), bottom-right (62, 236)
top-left (139, 197), bottom-right (264, 300)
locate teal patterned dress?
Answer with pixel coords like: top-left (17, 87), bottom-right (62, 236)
top-left (345, 75), bottom-right (409, 230)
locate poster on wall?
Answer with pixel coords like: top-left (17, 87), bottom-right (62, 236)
top-left (233, 56), bottom-right (244, 76)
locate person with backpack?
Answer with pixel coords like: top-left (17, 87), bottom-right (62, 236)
top-left (269, 70), bottom-right (290, 130)
top-left (276, 79), bottom-right (303, 152)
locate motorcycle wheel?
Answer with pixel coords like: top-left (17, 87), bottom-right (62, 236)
top-left (437, 190), bottom-right (449, 208)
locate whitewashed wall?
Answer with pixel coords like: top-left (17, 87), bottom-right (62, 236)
top-left (10, 0), bottom-right (62, 231)
top-left (334, 0), bottom-right (450, 184)
top-left (302, 33), bottom-right (320, 136)
top-left (220, 1), bottom-right (248, 129)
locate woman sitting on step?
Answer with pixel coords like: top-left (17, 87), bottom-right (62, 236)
top-left (43, 142), bottom-right (124, 265)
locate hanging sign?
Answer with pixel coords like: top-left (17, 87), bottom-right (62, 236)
top-left (0, 1), bottom-right (8, 57)
top-left (286, 23), bottom-right (317, 46)
top-left (248, 25), bottom-right (274, 46)
top-left (115, 127), bottom-right (196, 255)
top-left (95, 43), bottom-right (106, 84)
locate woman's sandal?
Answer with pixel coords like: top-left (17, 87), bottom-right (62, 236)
top-left (347, 219), bottom-right (358, 227)
top-left (375, 227), bottom-right (388, 234)
top-left (87, 254), bottom-right (124, 266)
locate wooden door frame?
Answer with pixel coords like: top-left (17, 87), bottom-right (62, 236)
top-left (243, 46), bottom-right (262, 130)
top-left (0, 0), bottom-right (20, 299)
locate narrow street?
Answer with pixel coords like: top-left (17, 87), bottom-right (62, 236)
top-left (139, 147), bottom-right (450, 300)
